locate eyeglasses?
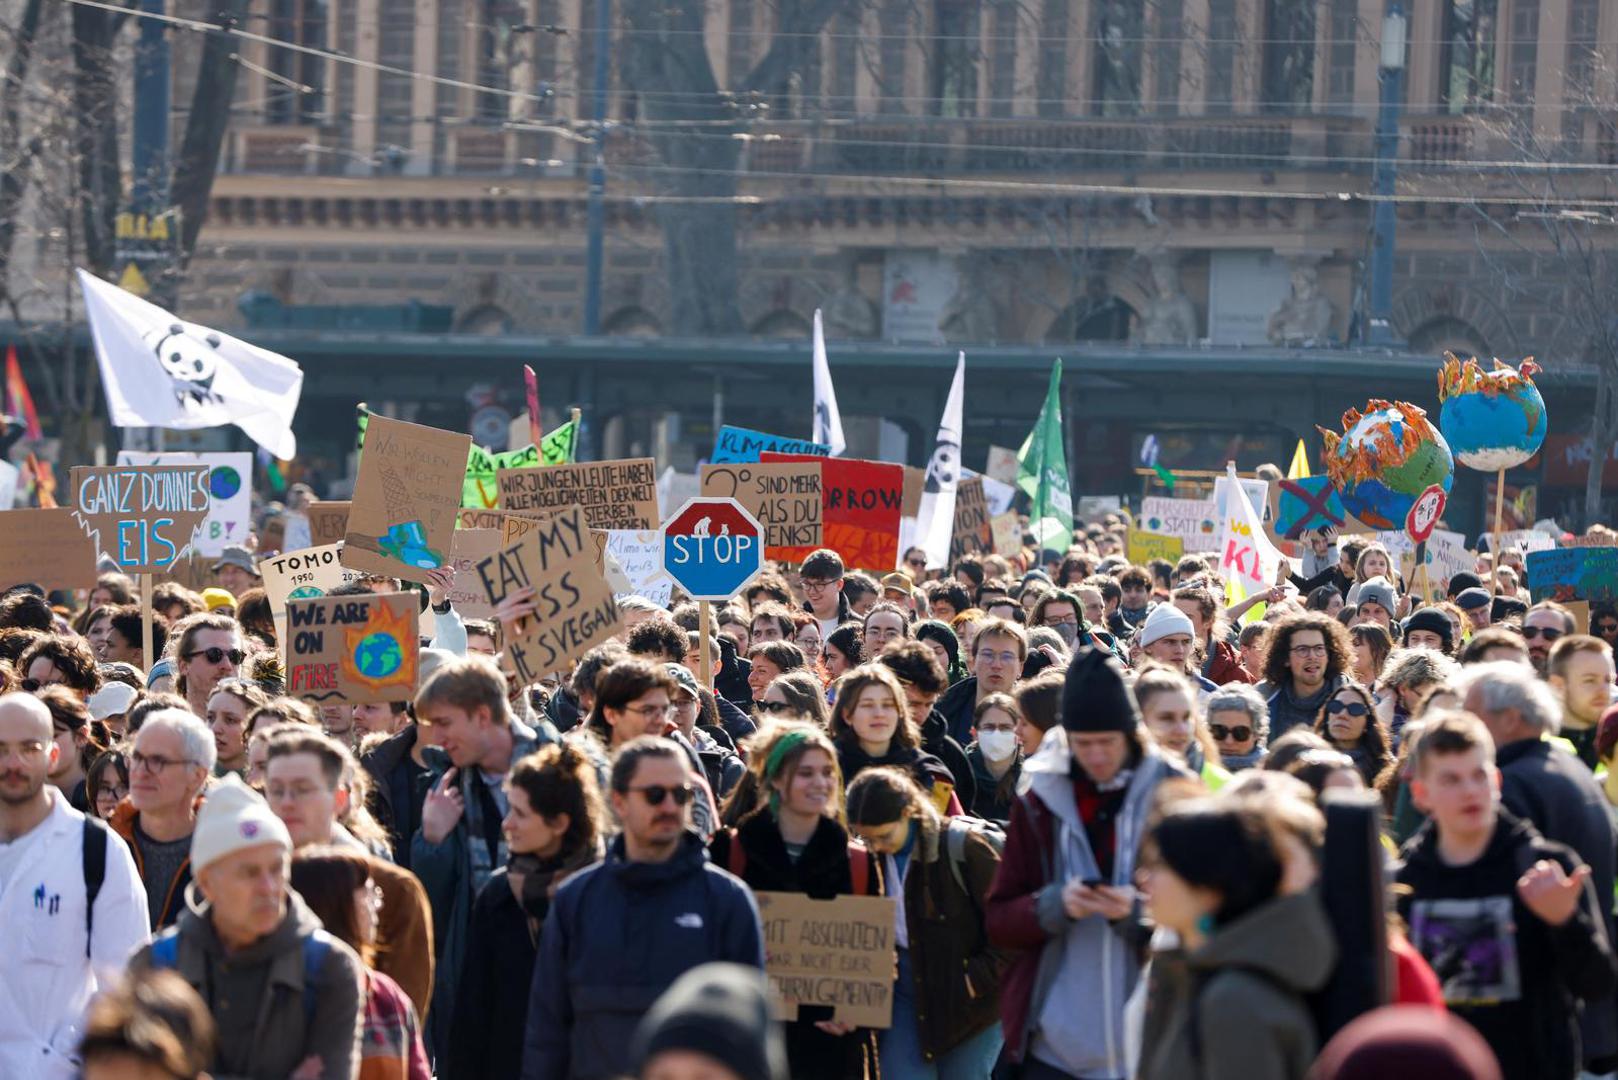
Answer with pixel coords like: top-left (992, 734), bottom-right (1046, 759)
top-left (800, 578), bottom-right (836, 593)
top-left (95, 784), bottom-right (127, 804)
top-left (976, 649), bottom-right (1019, 666)
top-left (795, 635), bottom-right (821, 650)
top-left (1522, 627), bottom-right (1564, 642)
top-left (1290, 644), bottom-right (1328, 657)
top-left (130, 751), bottom-right (200, 774)
top-left (626, 783), bottom-right (694, 807)
top-left (0, 741), bottom-right (46, 762)
top-left (1326, 700), bottom-right (1370, 717)
top-left (1209, 724), bottom-right (1253, 742)
top-left (756, 699), bottom-right (795, 715)
top-left (905, 558), bottom-right (926, 569)
top-left (185, 646), bottom-right (246, 666)
top-left (622, 703), bottom-right (676, 720)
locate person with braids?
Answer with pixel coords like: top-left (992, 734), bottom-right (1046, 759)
top-left (846, 766), bottom-right (1010, 1079)
top-left (830, 664), bottom-right (962, 816)
top-left (709, 723), bottom-right (883, 1077)
top-left (449, 743), bottom-right (607, 1080)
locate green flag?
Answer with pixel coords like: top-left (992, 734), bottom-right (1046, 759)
top-left (541, 419), bottom-right (577, 465)
top-left (462, 420), bottom-right (578, 509)
top-left (1016, 360), bottom-right (1073, 553)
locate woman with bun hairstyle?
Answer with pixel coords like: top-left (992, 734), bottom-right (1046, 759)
top-left (846, 766), bottom-right (1010, 1079)
top-left (709, 722), bottom-right (884, 1077)
top-left (830, 663), bottom-right (962, 815)
top-left (446, 742), bottom-right (607, 1080)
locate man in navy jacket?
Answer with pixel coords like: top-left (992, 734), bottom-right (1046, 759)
top-left (522, 736), bottom-right (765, 1080)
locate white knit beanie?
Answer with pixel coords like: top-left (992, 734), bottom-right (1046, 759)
top-left (1138, 603), bottom-right (1196, 648)
top-left (191, 774), bottom-right (291, 875)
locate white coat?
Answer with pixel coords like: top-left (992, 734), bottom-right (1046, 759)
top-left (0, 790), bottom-right (150, 1080)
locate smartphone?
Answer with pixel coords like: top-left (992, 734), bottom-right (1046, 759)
top-left (1079, 878), bottom-right (1105, 888)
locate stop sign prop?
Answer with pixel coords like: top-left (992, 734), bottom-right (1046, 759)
top-left (661, 497), bottom-right (764, 602)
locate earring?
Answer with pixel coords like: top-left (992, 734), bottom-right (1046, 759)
top-left (1196, 913), bottom-right (1216, 937)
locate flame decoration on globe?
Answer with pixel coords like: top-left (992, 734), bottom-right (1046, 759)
top-left (1436, 353), bottom-right (1548, 472)
top-left (1318, 400), bottom-right (1455, 532)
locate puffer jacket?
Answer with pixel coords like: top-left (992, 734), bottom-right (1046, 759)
top-left (129, 892), bottom-right (365, 1080)
top-left (521, 832), bottom-right (764, 1080)
top-left (1136, 892), bottom-right (1336, 1080)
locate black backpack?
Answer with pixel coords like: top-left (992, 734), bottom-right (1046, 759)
top-left (82, 816), bottom-right (108, 958)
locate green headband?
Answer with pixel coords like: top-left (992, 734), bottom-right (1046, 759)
top-left (763, 729), bottom-right (814, 781)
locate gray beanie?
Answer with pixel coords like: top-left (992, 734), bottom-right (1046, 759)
top-left (1357, 577), bottom-right (1397, 614)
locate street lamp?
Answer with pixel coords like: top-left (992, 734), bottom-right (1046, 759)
top-left (1366, 5), bottom-right (1407, 346)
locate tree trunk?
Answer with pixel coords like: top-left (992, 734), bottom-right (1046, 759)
top-left (0, 0), bottom-right (46, 302)
top-left (653, 138), bottom-right (744, 335)
top-left (173, 0), bottom-right (251, 267)
top-left (69, 4), bottom-right (121, 277)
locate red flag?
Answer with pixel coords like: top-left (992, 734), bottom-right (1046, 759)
top-left (5, 347), bottom-right (41, 440)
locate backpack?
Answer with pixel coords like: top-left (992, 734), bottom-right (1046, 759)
top-left (151, 928), bottom-right (334, 1031)
top-left (724, 829), bottom-right (875, 896)
top-left (942, 815), bottom-right (1005, 898)
top-left (82, 817), bottom-right (107, 959)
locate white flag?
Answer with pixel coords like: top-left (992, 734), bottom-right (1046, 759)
top-left (77, 269), bottom-right (304, 458)
top-left (811, 309), bottom-right (846, 456)
top-left (1218, 462), bottom-right (1284, 622)
top-left (914, 352), bottom-right (965, 570)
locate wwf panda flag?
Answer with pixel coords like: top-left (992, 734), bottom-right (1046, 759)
top-left (77, 269), bottom-right (304, 458)
top-left (912, 352), bottom-right (965, 571)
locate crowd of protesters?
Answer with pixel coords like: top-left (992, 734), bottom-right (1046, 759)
top-left (6, 495), bottom-right (1618, 1080)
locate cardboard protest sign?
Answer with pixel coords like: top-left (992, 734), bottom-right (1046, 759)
top-left (604, 529), bottom-right (673, 607)
top-left (307, 502), bottom-right (351, 546)
top-left (457, 507), bottom-right (514, 531)
top-left (1139, 496), bottom-right (1219, 553)
top-left (498, 458), bottom-right (659, 530)
top-left (469, 507), bottom-right (621, 683)
top-left (1484, 529), bottom-right (1556, 554)
top-left (258, 543), bottom-right (365, 659)
top-left (1128, 530), bottom-right (1184, 565)
top-left (949, 476), bottom-right (991, 562)
top-left (1275, 476), bottom-right (1349, 541)
top-left (763, 454), bottom-right (904, 571)
top-left (342, 415), bottom-right (471, 583)
top-left (441, 529), bottom-right (502, 620)
top-left (990, 512), bottom-right (1023, 557)
top-left (71, 464), bottom-right (211, 575)
top-left (1567, 600), bottom-right (1591, 636)
top-left (700, 462), bottom-right (824, 558)
top-left (902, 467), bottom-right (925, 520)
top-left (985, 445), bottom-right (1019, 486)
top-left (1401, 529), bottom-right (1473, 592)
top-left (1526, 547), bottom-right (1618, 603)
top-left (285, 591), bottom-right (421, 704)
top-left (1562, 535), bottom-right (1618, 549)
top-left (465, 443), bottom-right (540, 510)
top-left (756, 891), bottom-right (897, 1028)
top-left (710, 425), bottom-right (830, 464)
top-left (0, 509), bottom-right (99, 590)
top-left (116, 451), bottom-right (252, 556)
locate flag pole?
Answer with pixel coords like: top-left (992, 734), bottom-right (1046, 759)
top-left (569, 409), bottom-right (582, 463)
top-left (698, 600), bottom-right (713, 689)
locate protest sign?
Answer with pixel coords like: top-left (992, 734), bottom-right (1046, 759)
top-left (0, 461), bottom-right (16, 511)
top-left (762, 454), bottom-right (904, 570)
top-left (949, 477), bottom-right (991, 561)
top-left (258, 542), bottom-right (365, 660)
top-left (71, 464), bottom-right (211, 574)
top-left (710, 425), bottom-right (831, 464)
top-left (307, 502), bottom-right (351, 546)
top-left (1128, 530), bottom-right (1184, 565)
top-left (1139, 496), bottom-right (1219, 553)
top-left (0, 509), bottom-right (99, 590)
top-left (342, 415), bottom-right (471, 583)
top-left (282, 512), bottom-right (312, 553)
top-left (116, 451), bottom-right (252, 556)
top-left (1076, 496), bottom-right (1122, 522)
top-left (1526, 547), bottom-right (1618, 603)
top-left (978, 473), bottom-right (1016, 516)
top-left (457, 507), bottom-right (514, 531)
top-left (1213, 476), bottom-right (1270, 526)
top-left (991, 512), bottom-right (1023, 557)
top-left (465, 443), bottom-right (540, 509)
top-left (1275, 476), bottom-right (1348, 540)
top-left (755, 891), bottom-right (897, 1028)
top-left (985, 445), bottom-right (1019, 486)
top-left (1401, 529), bottom-right (1473, 592)
top-left (902, 467), bottom-right (925, 520)
top-left (441, 529), bottom-right (502, 620)
top-left (700, 462), bottom-right (823, 559)
top-left (470, 507), bottom-right (621, 682)
top-left (498, 458), bottom-right (659, 530)
top-left (604, 529), bottom-right (673, 607)
top-left (1484, 529), bottom-right (1556, 554)
top-left (285, 591), bottom-right (421, 704)
top-left (1562, 535), bottom-right (1618, 549)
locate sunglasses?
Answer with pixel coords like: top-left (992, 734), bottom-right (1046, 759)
top-left (755, 700), bottom-right (795, 715)
top-left (627, 783), bottom-right (694, 807)
top-left (1326, 700), bottom-right (1370, 717)
top-left (185, 647), bottom-right (246, 666)
top-left (1599, 623), bottom-right (1618, 635)
top-left (19, 678), bottom-right (44, 693)
top-left (1209, 724), bottom-right (1253, 742)
top-left (1521, 627), bottom-right (1563, 642)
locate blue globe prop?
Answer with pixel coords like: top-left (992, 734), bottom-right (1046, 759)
top-left (1318, 400), bottom-right (1454, 532)
top-left (1437, 354), bottom-right (1547, 472)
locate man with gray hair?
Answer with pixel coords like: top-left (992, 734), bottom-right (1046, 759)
top-left (1459, 661), bottom-right (1618, 1072)
top-left (109, 708), bottom-right (215, 930)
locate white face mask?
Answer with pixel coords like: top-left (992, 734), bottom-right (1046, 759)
top-left (978, 729), bottom-right (1018, 762)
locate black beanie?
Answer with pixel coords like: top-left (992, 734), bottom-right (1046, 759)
top-left (1446, 571), bottom-right (1483, 598)
top-left (632, 964), bottom-right (787, 1080)
top-left (1402, 608), bottom-right (1454, 652)
top-left (1061, 646), bottom-right (1141, 733)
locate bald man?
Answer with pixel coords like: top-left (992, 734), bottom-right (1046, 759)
top-left (0, 693), bottom-right (149, 1080)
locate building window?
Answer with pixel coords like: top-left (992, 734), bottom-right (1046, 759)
top-left (988, 0), bottom-right (1016, 117)
top-left (1205, 0), bottom-right (1236, 114)
top-left (1323, 0), bottom-right (1356, 112)
top-left (1261, 0), bottom-right (1315, 114)
top-left (266, 0), bottom-right (327, 124)
top-left (376, 0), bottom-right (413, 149)
top-left (931, 0), bottom-right (980, 117)
top-left (476, 0), bottom-right (529, 123)
top-left (879, 0), bottom-right (910, 112)
top-left (1091, 0), bottom-right (1141, 116)
top-left (1506, 0), bottom-right (1537, 103)
top-left (1151, 0), bottom-right (1184, 116)
top-left (1035, 0), bottom-right (1067, 117)
top-left (1439, 0), bottom-right (1497, 114)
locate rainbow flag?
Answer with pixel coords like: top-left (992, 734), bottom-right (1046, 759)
top-left (4, 347), bottom-right (41, 440)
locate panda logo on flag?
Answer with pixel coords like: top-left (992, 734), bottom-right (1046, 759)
top-left (146, 322), bottom-right (225, 409)
top-left (923, 432), bottom-right (960, 495)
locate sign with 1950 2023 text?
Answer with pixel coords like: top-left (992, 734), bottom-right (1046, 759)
top-left (71, 464), bottom-right (211, 574)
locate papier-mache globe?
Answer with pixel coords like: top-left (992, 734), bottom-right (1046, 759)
top-left (1436, 353), bottom-right (1548, 472)
top-left (1318, 400), bottom-right (1455, 531)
